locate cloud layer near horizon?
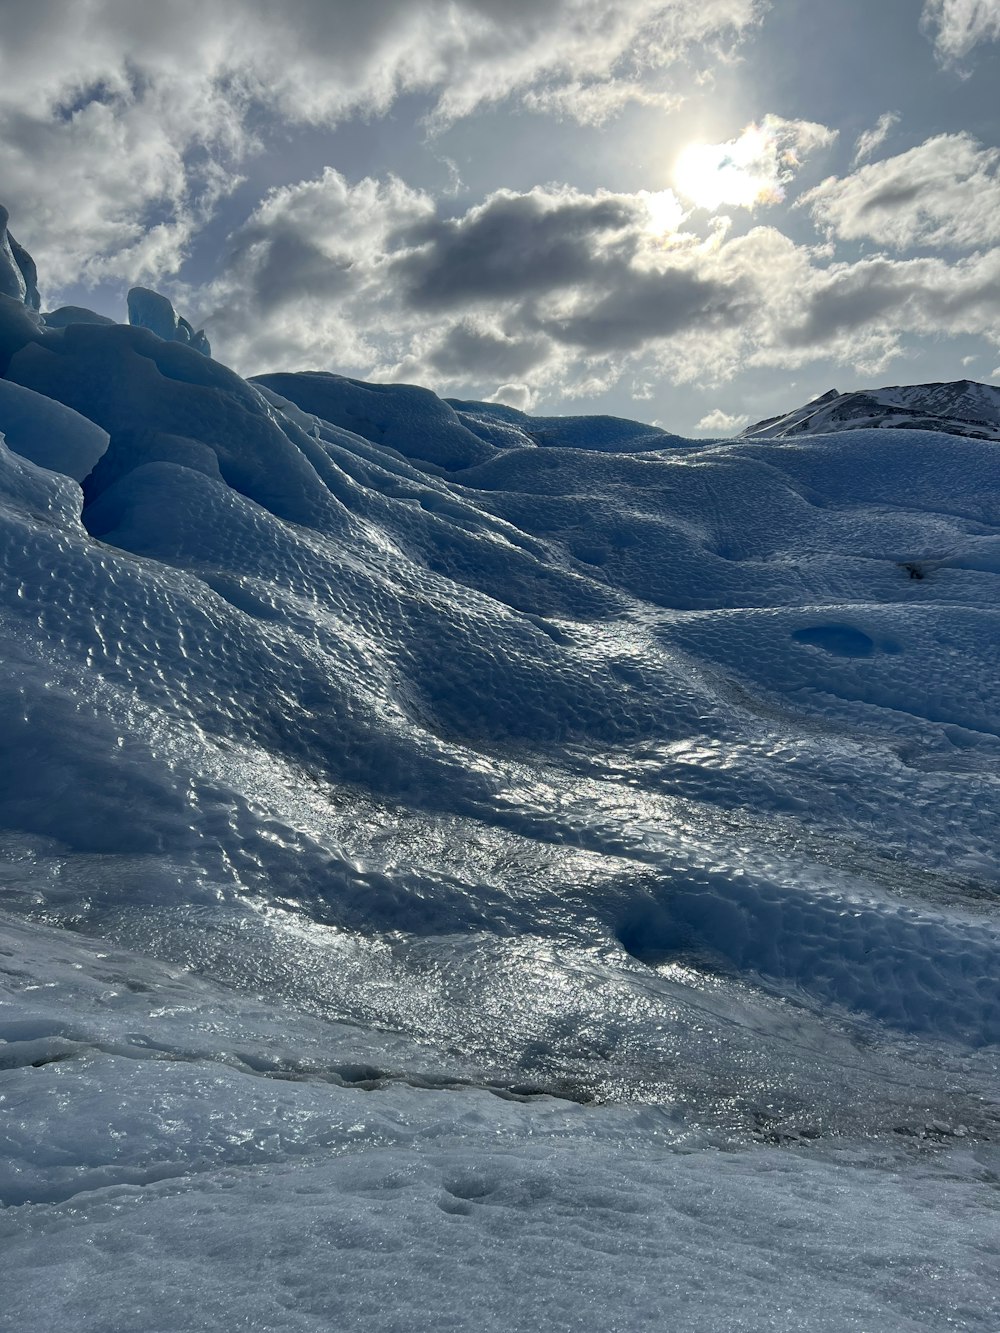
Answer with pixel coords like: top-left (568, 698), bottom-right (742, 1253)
top-left (197, 150), bottom-right (1000, 405)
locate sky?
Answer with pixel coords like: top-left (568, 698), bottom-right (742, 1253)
top-left (2, 0), bottom-right (1000, 434)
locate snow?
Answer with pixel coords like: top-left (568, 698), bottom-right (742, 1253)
top-left (744, 379), bottom-right (1000, 442)
top-left (2, 917), bottom-right (998, 1332)
top-left (0, 284), bottom-right (998, 1329)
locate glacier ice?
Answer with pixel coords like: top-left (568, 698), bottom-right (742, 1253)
top-left (41, 304), bottom-right (117, 329)
top-left (0, 377), bottom-right (108, 480)
top-left (0, 208), bottom-right (998, 1332)
top-left (127, 285), bottom-right (212, 357)
top-left (0, 204), bottom-right (40, 311)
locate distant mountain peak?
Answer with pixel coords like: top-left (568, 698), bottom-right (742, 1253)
top-left (743, 378), bottom-right (1000, 442)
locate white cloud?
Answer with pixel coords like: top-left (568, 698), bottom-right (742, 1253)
top-left (758, 246), bottom-right (1000, 373)
top-left (521, 81), bottom-right (682, 127)
top-left (486, 383), bottom-right (536, 410)
top-left (673, 115), bottom-right (837, 211)
top-left (695, 408), bottom-right (749, 433)
top-left (922, 0), bottom-right (1000, 60)
top-left (0, 0), bottom-right (766, 295)
top-left (199, 169), bottom-right (435, 374)
top-left (852, 112), bottom-right (900, 165)
top-left (802, 133), bottom-right (1000, 250)
top-left (191, 166), bottom-right (1000, 401)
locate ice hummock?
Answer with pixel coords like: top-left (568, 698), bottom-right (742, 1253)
top-left (0, 205), bottom-right (998, 1332)
top-left (127, 285), bottom-right (212, 356)
top-left (0, 204), bottom-right (40, 311)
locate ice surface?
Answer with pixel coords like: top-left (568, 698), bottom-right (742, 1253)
top-left (0, 378), bottom-right (108, 480)
top-left (41, 305), bottom-right (117, 329)
top-left (127, 285), bottom-right (212, 357)
top-left (255, 371), bottom-right (496, 469)
top-left (0, 205), bottom-right (40, 310)
top-left (1, 916), bottom-right (998, 1333)
top-left (0, 278), bottom-right (998, 1329)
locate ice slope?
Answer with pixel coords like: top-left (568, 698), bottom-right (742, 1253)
top-left (0, 378), bottom-right (108, 480)
top-left (744, 379), bottom-right (1000, 441)
top-left (0, 266), bottom-right (998, 1329)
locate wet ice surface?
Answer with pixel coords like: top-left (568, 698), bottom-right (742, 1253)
top-left (3, 916), bottom-right (999, 1332)
top-left (0, 338), bottom-right (998, 1329)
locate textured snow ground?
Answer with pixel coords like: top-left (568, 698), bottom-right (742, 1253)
top-left (0, 319), bottom-right (998, 1330)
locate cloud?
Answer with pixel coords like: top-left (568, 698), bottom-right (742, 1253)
top-left (425, 321), bottom-right (550, 378)
top-left (535, 265), bottom-right (742, 353)
top-left (922, 0), bottom-right (1000, 61)
top-left (802, 133), bottom-right (1000, 250)
top-left (695, 408), bottom-right (749, 433)
top-left (393, 189), bottom-right (639, 308)
top-left (199, 171), bottom-right (754, 386)
top-left (767, 248), bottom-right (1000, 371)
top-left (852, 112), bottom-right (900, 166)
top-left (0, 0), bottom-right (765, 295)
top-left (673, 115), bottom-right (837, 210)
top-left (194, 164), bottom-right (1000, 401)
top-left (485, 383), bottom-right (536, 410)
top-left (521, 80), bottom-right (682, 126)
top-left (200, 169), bottom-right (432, 374)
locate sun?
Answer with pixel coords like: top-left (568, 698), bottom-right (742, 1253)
top-left (673, 124), bottom-right (784, 211)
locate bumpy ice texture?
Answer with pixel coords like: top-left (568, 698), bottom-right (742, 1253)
top-left (0, 254), bottom-right (997, 1331)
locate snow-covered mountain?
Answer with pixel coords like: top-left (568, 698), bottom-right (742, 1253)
top-left (744, 378), bottom-right (1000, 440)
top-left (1, 211), bottom-right (999, 1332)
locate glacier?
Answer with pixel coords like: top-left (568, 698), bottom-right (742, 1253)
top-left (0, 222), bottom-right (998, 1331)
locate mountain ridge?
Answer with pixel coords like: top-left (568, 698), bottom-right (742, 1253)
top-left (743, 378), bottom-right (1000, 442)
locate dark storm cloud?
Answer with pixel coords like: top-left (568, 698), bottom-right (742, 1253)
top-left (781, 249), bottom-right (1000, 352)
top-left (785, 262), bottom-right (918, 346)
top-left (391, 187), bottom-right (745, 358)
top-left (425, 322), bottom-right (550, 378)
top-left (229, 222), bottom-right (356, 313)
top-left (394, 193), bottom-right (637, 308)
top-left (538, 266), bottom-right (743, 352)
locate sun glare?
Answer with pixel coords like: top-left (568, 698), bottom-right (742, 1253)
top-left (673, 123), bottom-right (785, 211)
top-left (641, 188), bottom-right (685, 235)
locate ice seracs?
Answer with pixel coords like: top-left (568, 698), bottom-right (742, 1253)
top-left (127, 285), bottom-right (212, 357)
top-left (0, 378), bottom-right (108, 481)
top-left (0, 204), bottom-right (40, 311)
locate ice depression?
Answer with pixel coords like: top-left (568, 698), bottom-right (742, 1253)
top-left (0, 217), bottom-right (998, 1331)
